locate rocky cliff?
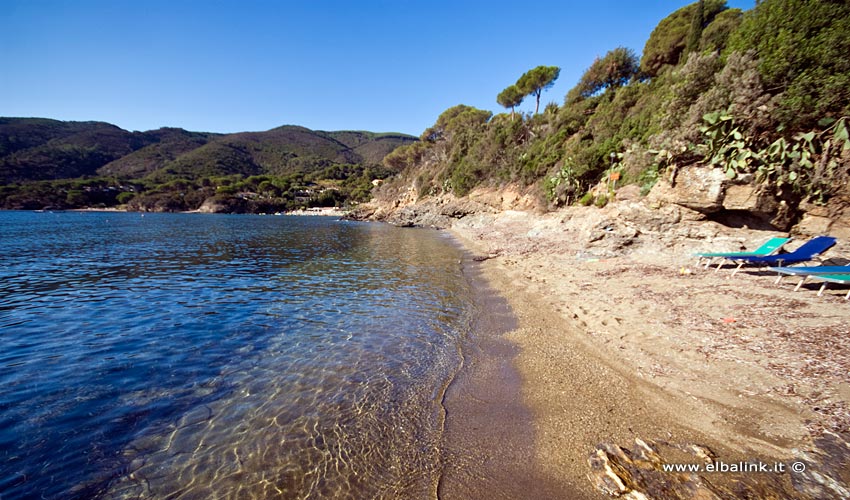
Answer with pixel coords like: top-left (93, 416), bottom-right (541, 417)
top-left (348, 165), bottom-right (850, 242)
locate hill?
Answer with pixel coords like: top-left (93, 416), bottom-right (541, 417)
top-left (0, 118), bottom-right (150, 182)
top-left (0, 118), bottom-right (416, 212)
top-left (97, 128), bottom-right (221, 178)
top-left (362, 0), bottom-right (850, 231)
top-left (0, 119), bottom-right (416, 183)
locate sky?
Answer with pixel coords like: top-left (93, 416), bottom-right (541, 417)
top-left (1, 0), bottom-right (755, 136)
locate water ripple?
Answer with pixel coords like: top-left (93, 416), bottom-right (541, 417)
top-left (0, 212), bottom-right (472, 499)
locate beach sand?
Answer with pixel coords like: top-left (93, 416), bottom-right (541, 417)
top-left (442, 202), bottom-right (850, 498)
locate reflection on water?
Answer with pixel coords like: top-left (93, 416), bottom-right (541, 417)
top-left (0, 212), bottom-right (472, 499)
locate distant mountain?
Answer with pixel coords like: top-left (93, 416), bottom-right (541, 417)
top-left (97, 128), bottom-right (220, 178)
top-left (0, 118), bottom-right (151, 181)
top-left (0, 118), bottom-right (417, 183)
top-left (140, 127), bottom-right (421, 181)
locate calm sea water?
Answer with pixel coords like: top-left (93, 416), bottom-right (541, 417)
top-left (0, 211), bottom-right (474, 499)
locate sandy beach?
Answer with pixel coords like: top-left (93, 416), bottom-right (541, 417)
top-left (443, 201), bottom-right (850, 498)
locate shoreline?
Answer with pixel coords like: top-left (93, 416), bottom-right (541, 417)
top-left (438, 253), bottom-right (574, 498)
top-left (444, 228), bottom-right (709, 498)
top-left (440, 203), bottom-right (850, 498)
top-left (47, 207), bottom-right (350, 216)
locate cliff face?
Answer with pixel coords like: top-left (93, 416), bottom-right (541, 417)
top-left (350, 165), bottom-right (850, 244)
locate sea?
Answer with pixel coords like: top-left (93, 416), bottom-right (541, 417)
top-left (0, 211), bottom-right (477, 499)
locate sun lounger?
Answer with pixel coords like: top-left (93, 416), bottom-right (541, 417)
top-left (769, 265), bottom-right (850, 285)
top-left (694, 236), bottom-right (791, 270)
top-left (805, 273), bottom-right (850, 300)
top-left (725, 235), bottom-right (837, 276)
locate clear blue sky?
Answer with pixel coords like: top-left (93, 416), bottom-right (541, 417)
top-left (1, 0), bottom-right (754, 136)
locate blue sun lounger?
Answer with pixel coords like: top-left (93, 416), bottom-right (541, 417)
top-left (694, 236), bottom-right (791, 270)
top-left (725, 235), bottom-right (837, 275)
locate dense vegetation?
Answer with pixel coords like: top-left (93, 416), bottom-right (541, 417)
top-left (4, 0), bottom-right (848, 220)
top-left (378, 0), bottom-right (850, 223)
top-left (0, 119), bottom-right (415, 212)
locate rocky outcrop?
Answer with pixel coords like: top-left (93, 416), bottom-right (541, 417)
top-left (347, 196), bottom-right (494, 228)
top-left (647, 167), bottom-right (728, 213)
top-left (197, 197), bottom-right (229, 213)
top-left (352, 165), bottom-right (848, 243)
top-left (588, 433), bottom-right (850, 499)
top-left (646, 166), bottom-right (792, 228)
top-left (794, 199), bottom-right (850, 239)
top-left (721, 183), bottom-right (779, 216)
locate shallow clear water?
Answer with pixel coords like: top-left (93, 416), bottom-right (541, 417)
top-left (0, 211), bottom-right (473, 499)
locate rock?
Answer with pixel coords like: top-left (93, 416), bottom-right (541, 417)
top-left (587, 439), bottom-right (803, 499)
top-left (380, 198), bottom-right (493, 228)
top-left (798, 202), bottom-right (830, 218)
top-left (197, 197), bottom-right (227, 213)
top-left (646, 167), bottom-right (727, 213)
top-left (468, 184), bottom-right (545, 211)
top-left (789, 432), bottom-right (850, 500)
top-left (798, 198), bottom-right (850, 239)
top-left (587, 439), bottom-right (721, 499)
top-left (615, 185), bottom-right (642, 202)
top-left (830, 218), bottom-right (850, 241)
top-left (579, 214), bottom-right (641, 254)
top-left (794, 214), bottom-right (833, 236)
top-left (342, 204), bottom-right (378, 221)
top-left (722, 184), bottom-right (778, 216)
top-left (610, 202), bottom-right (691, 234)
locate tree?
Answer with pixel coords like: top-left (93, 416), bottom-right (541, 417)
top-left (698, 8), bottom-right (742, 53)
top-left (497, 85), bottom-right (524, 119)
top-left (516, 66), bottom-right (560, 114)
top-left (573, 47), bottom-right (640, 98)
top-left (728, 0), bottom-right (850, 129)
top-left (420, 105), bottom-right (492, 142)
top-left (641, 0), bottom-right (727, 76)
top-left (685, 0), bottom-right (705, 58)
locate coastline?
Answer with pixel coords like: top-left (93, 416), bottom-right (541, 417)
top-left (438, 254), bottom-right (575, 499)
top-left (57, 206), bottom-right (351, 216)
top-left (440, 203), bottom-right (850, 498)
top-left (443, 227), bottom-right (711, 499)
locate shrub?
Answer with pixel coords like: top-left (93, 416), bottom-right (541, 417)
top-left (641, 0), bottom-right (727, 76)
top-left (728, 0), bottom-right (850, 129)
top-left (594, 193), bottom-right (609, 208)
top-left (116, 192), bottom-right (135, 204)
top-left (699, 8), bottom-right (742, 52)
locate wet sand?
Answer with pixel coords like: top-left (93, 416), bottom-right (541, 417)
top-left (439, 257), bottom-right (575, 499)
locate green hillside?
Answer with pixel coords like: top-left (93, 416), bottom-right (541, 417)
top-left (0, 118), bottom-right (150, 182)
top-left (141, 127), bottom-right (416, 182)
top-left (98, 128), bottom-right (220, 178)
top-left (0, 119), bottom-right (416, 212)
top-left (377, 0), bottom-right (850, 229)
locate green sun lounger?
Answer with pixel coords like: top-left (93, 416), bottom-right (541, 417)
top-left (769, 265), bottom-right (850, 285)
top-left (694, 236), bottom-right (790, 270)
top-left (804, 273), bottom-right (850, 300)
